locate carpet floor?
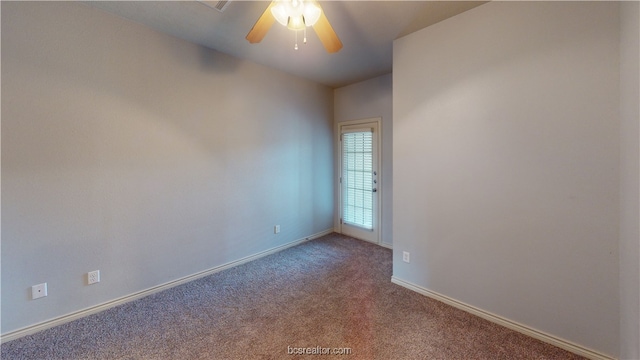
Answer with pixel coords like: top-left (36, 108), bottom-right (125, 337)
top-left (2, 233), bottom-right (585, 359)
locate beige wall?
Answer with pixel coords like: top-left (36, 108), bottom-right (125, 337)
top-left (1, 2), bottom-right (333, 334)
top-left (619, 2), bottom-right (640, 359)
top-left (334, 74), bottom-right (393, 246)
top-left (393, 2), bottom-right (620, 357)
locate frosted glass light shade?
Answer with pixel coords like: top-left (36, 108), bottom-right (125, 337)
top-left (271, 3), bottom-right (289, 26)
top-left (271, 0), bottom-right (322, 30)
top-left (288, 15), bottom-right (306, 30)
top-left (302, 2), bottom-right (321, 26)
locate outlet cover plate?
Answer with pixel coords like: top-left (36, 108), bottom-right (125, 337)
top-left (32, 283), bottom-right (48, 299)
top-left (88, 270), bottom-right (100, 285)
top-left (402, 251), bottom-right (410, 263)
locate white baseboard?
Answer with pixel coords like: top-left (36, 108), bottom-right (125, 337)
top-left (334, 228), bottom-right (393, 250)
top-left (1, 229), bottom-right (334, 344)
top-left (390, 276), bottom-right (615, 360)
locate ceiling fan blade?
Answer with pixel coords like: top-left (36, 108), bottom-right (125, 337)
top-left (312, 9), bottom-right (342, 53)
top-left (246, 1), bottom-right (276, 44)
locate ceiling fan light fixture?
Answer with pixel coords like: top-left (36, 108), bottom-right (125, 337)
top-left (248, 0), bottom-right (341, 53)
top-left (271, 0), bottom-right (321, 29)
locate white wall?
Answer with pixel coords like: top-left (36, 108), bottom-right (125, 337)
top-left (393, 2), bottom-right (620, 357)
top-left (334, 74), bottom-right (393, 246)
top-left (1, 2), bottom-right (333, 335)
top-left (619, 2), bottom-right (640, 359)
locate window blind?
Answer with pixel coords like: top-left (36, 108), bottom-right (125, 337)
top-left (342, 130), bottom-right (373, 230)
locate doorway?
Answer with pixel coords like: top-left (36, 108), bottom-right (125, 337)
top-left (338, 118), bottom-right (381, 244)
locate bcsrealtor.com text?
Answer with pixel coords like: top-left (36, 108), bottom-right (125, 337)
top-left (287, 345), bottom-right (352, 355)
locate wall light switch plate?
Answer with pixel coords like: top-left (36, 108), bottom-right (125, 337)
top-left (32, 283), bottom-right (48, 300)
top-left (274, 225), bottom-right (280, 234)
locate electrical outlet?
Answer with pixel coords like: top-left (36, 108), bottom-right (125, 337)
top-left (402, 251), bottom-right (410, 263)
top-left (274, 225), bottom-right (280, 234)
top-left (88, 270), bottom-right (100, 285)
top-left (32, 283), bottom-right (48, 300)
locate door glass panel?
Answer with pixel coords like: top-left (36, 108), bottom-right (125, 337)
top-left (342, 130), bottom-right (373, 230)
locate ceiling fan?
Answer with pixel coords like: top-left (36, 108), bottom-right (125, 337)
top-left (246, 0), bottom-right (343, 53)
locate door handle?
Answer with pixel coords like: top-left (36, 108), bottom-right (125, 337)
top-left (372, 188), bottom-right (377, 193)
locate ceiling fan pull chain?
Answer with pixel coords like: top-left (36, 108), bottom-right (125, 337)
top-left (303, 27), bottom-right (307, 44)
top-left (294, 30), bottom-right (299, 50)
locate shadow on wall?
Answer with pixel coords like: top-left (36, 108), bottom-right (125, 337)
top-left (196, 46), bottom-right (243, 74)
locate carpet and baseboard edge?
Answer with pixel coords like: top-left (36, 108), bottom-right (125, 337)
top-left (0, 229), bottom-right (334, 344)
top-left (390, 276), bottom-right (615, 360)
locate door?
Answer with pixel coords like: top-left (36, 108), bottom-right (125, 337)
top-left (339, 120), bottom-right (380, 244)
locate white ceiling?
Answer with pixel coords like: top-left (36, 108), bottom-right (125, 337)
top-left (85, 1), bottom-right (485, 88)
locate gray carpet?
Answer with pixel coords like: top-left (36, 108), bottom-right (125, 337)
top-left (2, 233), bottom-right (585, 359)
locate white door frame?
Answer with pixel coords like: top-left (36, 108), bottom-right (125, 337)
top-left (337, 117), bottom-right (382, 245)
